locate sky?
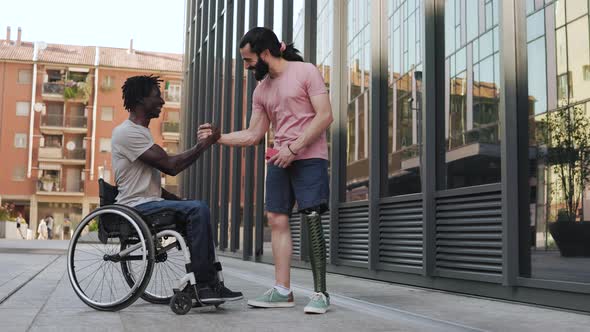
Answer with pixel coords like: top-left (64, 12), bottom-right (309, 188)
top-left (0, 0), bottom-right (304, 55)
top-left (0, 0), bottom-right (186, 54)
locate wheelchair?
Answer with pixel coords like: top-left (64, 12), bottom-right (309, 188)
top-left (67, 179), bottom-right (224, 315)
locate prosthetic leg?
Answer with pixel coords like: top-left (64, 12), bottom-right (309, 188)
top-left (302, 209), bottom-right (327, 295)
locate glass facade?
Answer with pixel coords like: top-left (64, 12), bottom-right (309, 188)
top-left (525, 0), bottom-right (590, 284)
top-left (183, 0), bottom-right (590, 311)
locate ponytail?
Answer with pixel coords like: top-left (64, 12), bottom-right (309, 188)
top-left (281, 43), bottom-right (304, 62)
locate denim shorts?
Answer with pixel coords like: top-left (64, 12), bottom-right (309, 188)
top-left (265, 158), bottom-right (330, 216)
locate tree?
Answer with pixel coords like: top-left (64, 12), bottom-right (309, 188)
top-left (545, 104), bottom-right (590, 222)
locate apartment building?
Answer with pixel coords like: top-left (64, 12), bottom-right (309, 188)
top-left (0, 27), bottom-right (183, 236)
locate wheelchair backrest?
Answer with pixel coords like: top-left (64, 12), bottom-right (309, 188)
top-left (98, 178), bottom-right (118, 207)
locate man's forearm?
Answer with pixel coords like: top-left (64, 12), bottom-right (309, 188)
top-left (218, 130), bottom-right (259, 147)
top-left (167, 142), bottom-right (207, 175)
top-left (290, 112), bottom-right (333, 153)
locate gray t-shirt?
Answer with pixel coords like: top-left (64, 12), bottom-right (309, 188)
top-left (111, 120), bottom-right (163, 207)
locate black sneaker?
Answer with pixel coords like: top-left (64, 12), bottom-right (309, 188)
top-left (197, 286), bottom-right (224, 304)
top-left (214, 282), bottom-right (244, 301)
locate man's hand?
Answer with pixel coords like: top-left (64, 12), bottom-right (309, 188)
top-left (268, 145), bottom-right (296, 168)
top-left (138, 124), bottom-right (220, 176)
top-left (197, 123), bottom-right (221, 147)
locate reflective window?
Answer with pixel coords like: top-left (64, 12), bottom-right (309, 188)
top-left (386, 0), bottom-right (423, 196)
top-left (443, 0), bottom-right (501, 190)
top-left (345, 0), bottom-right (371, 202)
top-left (317, 0), bottom-right (334, 171)
top-left (525, 0), bottom-right (590, 284)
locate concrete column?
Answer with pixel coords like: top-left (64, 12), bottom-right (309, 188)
top-left (82, 198), bottom-right (90, 219)
top-left (29, 195), bottom-right (38, 239)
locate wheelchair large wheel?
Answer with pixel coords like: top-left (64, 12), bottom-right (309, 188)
top-left (121, 234), bottom-right (187, 304)
top-left (67, 205), bottom-right (155, 311)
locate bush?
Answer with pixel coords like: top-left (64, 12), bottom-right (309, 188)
top-left (0, 204), bottom-right (15, 221)
top-left (88, 219), bottom-right (99, 232)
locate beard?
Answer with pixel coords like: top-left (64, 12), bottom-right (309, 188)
top-left (250, 57), bottom-right (269, 81)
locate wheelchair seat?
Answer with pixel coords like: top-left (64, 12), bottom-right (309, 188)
top-left (97, 179), bottom-right (183, 243)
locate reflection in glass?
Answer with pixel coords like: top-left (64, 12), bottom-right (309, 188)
top-left (316, 0), bottom-right (333, 173)
top-left (443, 0), bottom-right (501, 190)
top-left (345, 0), bottom-right (370, 201)
top-left (385, 0), bottom-right (423, 197)
top-left (525, 0), bottom-right (590, 284)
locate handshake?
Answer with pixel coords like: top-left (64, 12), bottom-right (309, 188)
top-left (197, 123), bottom-right (221, 147)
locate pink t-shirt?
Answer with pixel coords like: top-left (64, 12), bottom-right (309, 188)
top-left (253, 61), bottom-right (328, 161)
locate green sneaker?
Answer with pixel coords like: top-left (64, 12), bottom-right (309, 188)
top-left (247, 288), bottom-right (295, 308)
top-left (304, 292), bottom-right (330, 314)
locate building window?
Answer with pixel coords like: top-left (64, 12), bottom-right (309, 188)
top-left (557, 72), bottom-right (572, 102)
top-left (14, 133), bottom-right (27, 148)
top-left (385, 0), bottom-right (424, 197)
top-left (101, 75), bottom-right (115, 91)
top-left (101, 107), bottom-right (114, 121)
top-left (443, 0), bottom-right (501, 190)
top-left (42, 135), bottom-right (63, 148)
top-left (18, 70), bottom-right (32, 84)
top-left (16, 101), bottom-right (30, 117)
top-left (12, 167), bottom-right (25, 181)
top-left (345, 0), bottom-right (371, 202)
top-left (165, 82), bottom-right (181, 103)
top-left (99, 138), bottom-right (111, 152)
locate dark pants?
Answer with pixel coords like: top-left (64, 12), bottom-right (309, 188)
top-left (134, 200), bottom-right (216, 283)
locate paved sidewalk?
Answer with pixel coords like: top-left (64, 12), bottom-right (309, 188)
top-left (0, 239), bottom-right (589, 332)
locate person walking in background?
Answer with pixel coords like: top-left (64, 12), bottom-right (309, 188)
top-left (63, 216), bottom-right (72, 240)
top-left (15, 212), bottom-right (28, 239)
top-left (37, 218), bottom-right (48, 240)
top-left (45, 215), bottom-right (54, 240)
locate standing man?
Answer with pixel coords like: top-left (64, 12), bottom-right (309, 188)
top-left (199, 27), bottom-right (333, 314)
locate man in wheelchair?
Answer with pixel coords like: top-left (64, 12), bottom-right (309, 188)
top-left (111, 75), bottom-right (242, 304)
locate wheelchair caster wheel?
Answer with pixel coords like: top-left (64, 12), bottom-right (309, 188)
top-left (170, 292), bottom-right (192, 315)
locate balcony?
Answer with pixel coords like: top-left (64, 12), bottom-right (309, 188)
top-left (38, 147), bottom-right (86, 165)
top-left (65, 149), bottom-right (86, 161)
top-left (38, 147), bottom-right (63, 159)
top-left (42, 82), bottom-right (65, 100)
top-left (40, 115), bottom-right (88, 134)
top-left (37, 179), bottom-right (84, 196)
top-left (42, 79), bottom-right (92, 104)
top-left (162, 121), bottom-right (180, 141)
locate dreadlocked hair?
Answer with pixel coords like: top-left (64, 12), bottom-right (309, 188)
top-left (121, 75), bottom-right (163, 111)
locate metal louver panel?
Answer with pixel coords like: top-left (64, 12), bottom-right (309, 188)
top-left (435, 185), bottom-right (503, 281)
top-left (338, 202), bottom-right (369, 266)
top-left (322, 213), bottom-right (330, 259)
top-left (379, 194), bottom-right (423, 272)
top-left (290, 213), bottom-right (301, 257)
